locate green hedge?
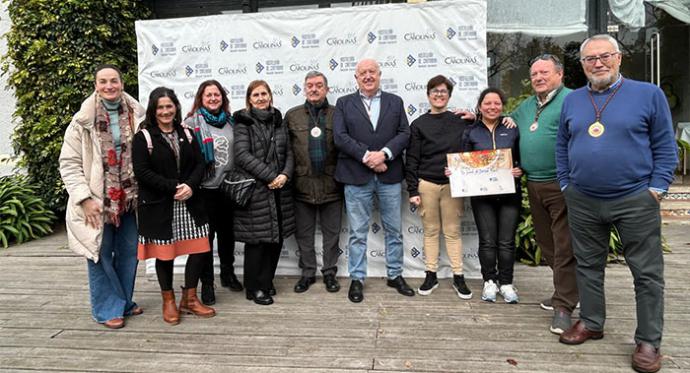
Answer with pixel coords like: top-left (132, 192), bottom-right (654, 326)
top-left (0, 174), bottom-right (56, 247)
top-left (1, 0), bottom-right (151, 212)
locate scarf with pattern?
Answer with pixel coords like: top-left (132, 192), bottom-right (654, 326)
top-left (191, 108), bottom-right (233, 179)
top-left (95, 95), bottom-right (137, 227)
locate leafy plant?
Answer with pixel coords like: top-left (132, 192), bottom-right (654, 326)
top-left (1, 0), bottom-right (151, 212)
top-left (0, 174), bottom-right (56, 248)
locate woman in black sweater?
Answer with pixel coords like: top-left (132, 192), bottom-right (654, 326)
top-left (405, 75), bottom-right (473, 299)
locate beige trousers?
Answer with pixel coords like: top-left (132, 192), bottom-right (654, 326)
top-left (418, 179), bottom-right (463, 274)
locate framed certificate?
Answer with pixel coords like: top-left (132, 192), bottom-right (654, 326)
top-left (447, 149), bottom-right (516, 198)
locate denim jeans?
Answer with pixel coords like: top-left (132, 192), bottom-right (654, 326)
top-left (86, 211), bottom-right (139, 323)
top-left (470, 194), bottom-right (521, 285)
top-left (344, 178), bottom-right (403, 281)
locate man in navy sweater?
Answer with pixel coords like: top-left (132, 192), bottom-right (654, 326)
top-left (334, 58), bottom-right (412, 303)
top-left (556, 34), bottom-right (677, 373)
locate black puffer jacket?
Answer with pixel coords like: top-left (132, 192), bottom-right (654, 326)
top-left (232, 108), bottom-right (295, 244)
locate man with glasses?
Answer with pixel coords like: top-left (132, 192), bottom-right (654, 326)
top-left (556, 34), bottom-right (677, 373)
top-left (511, 53), bottom-right (578, 335)
top-left (285, 71), bottom-right (342, 294)
top-left (334, 58), bottom-right (413, 303)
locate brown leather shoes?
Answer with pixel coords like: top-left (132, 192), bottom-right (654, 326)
top-left (559, 320), bottom-right (604, 345)
top-left (161, 290), bottom-right (180, 325)
top-left (179, 286), bottom-right (216, 318)
top-left (103, 317), bottom-right (124, 329)
top-left (632, 342), bottom-right (662, 373)
top-left (130, 306), bottom-right (144, 316)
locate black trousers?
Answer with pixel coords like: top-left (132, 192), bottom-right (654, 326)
top-left (199, 188), bottom-right (236, 284)
top-left (243, 241), bottom-right (282, 292)
top-left (294, 199), bottom-right (342, 277)
top-left (470, 193), bottom-right (521, 285)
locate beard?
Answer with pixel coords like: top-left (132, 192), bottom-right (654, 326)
top-left (587, 71), bottom-right (617, 90)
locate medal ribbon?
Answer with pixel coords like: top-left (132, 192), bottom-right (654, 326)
top-left (587, 78), bottom-right (624, 123)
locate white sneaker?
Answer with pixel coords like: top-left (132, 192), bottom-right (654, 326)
top-left (481, 280), bottom-right (498, 302)
top-left (499, 284), bottom-right (519, 304)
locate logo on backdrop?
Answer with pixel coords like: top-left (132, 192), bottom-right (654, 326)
top-left (217, 64), bottom-right (248, 76)
top-left (371, 222), bottom-right (381, 234)
top-left (377, 56), bottom-right (397, 70)
top-left (409, 203), bottom-right (418, 213)
top-left (380, 78), bottom-right (398, 93)
top-left (291, 34), bottom-right (319, 49)
top-left (446, 27), bottom-right (457, 40)
top-left (221, 38), bottom-right (248, 53)
top-left (292, 84), bottom-right (302, 96)
top-left (230, 84), bottom-right (246, 100)
top-left (184, 63), bottom-right (212, 78)
top-left (255, 60), bottom-right (285, 75)
top-left (453, 75), bottom-right (479, 91)
top-left (408, 225), bottom-right (424, 234)
top-left (403, 31), bottom-right (436, 42)
top-left (149, 69), bottom-right (177, 79)
top-left (271, 84), bottom-right (285, 97)
top-left (331, 56), bottom-right (357, 72)
top-left (444, 56), bottom-right (480, 65)
top-left (253, 39), bottom-right (283, 50)
top-left (181, 42), bottom-right (211, 54)
top-left (455, 25), bottom-right (478, 41)
top-left (407, 104), bottom-right (417, 116)
top-left (410, 246), bottom-right (421, 258)
top-left (406, 55), bottom-right (417, 67)
top-left (370, 249), bottom-right (385, 258)
top-left (329, 82), bottom-right (357, 96)
top-left (404, 81), bottom-right (426, 92)
top-left (367, 29), bottom-right (398, 45)
top-left (414, 52), bottom-right (439, 68)
top-left (289, 61), bottom-right (320, 73)
top-left (326, 33), bottom-right (357, 47)
top-left (151, 42), bottom-right (176, 57)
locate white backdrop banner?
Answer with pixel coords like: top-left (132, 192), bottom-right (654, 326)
top-left (136, 0), bottom-right (487, 279)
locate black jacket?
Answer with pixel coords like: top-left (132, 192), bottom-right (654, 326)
top-left (284, 102), bottom-right (342, 204)
top-left (132, 125), bottom-right (208, 239)
top-left (232, 108), bottom-right (295, 244)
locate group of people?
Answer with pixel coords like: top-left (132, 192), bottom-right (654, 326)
top-left (59, 34), bottom-right (676, 373)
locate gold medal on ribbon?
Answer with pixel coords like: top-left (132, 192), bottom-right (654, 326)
top-left (588, 121), bottom-right (605, 138)
top-left (310, 127), bottom-right (322, 138)
top-left (529, 122), bottom-right (538, 132)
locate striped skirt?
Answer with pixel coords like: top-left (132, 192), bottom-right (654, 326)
top-left (137, 200), bottom-right (210, 260)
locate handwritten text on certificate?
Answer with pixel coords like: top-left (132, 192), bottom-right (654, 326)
top-left (447, 149), bottom-right (516, 198)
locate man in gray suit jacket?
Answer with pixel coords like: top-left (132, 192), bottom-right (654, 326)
top-left (333, 58), bottom-right (413, 303)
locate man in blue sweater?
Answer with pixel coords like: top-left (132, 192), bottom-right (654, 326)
top-left (556, 34), bottom-right (677, 373)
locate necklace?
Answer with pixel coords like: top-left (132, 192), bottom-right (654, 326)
top-left (586, 78), bottom-right (624, 138)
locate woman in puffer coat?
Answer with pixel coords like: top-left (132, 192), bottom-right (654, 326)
top-left (232, 80), bottom-right (295, 306)
top-left (59, 64), bottom-right (145, 329)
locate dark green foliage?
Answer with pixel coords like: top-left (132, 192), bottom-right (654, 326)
top-left (0, 174), bottom-right (56, 248)
top-left (1, 0), bottom-right (151, 212)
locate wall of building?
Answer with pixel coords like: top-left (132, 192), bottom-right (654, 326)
top-left (0, 2), bottom-right (18, 175)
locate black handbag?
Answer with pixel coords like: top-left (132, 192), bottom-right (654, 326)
top-left (220, 169), bottom-right (255, 207)
top-left (220, 120), bottom-right (276, 208)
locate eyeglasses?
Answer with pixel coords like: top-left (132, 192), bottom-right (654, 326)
top-left (430, 89), bottom-right (449, 96)
top-left (530, 53), bottom-right (562, 67)
top-left (581, 52), bottom-right (619, 65)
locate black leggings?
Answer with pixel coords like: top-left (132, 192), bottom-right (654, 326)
top-left (470, 194), bottom-right (521, 285)
top-left (155, 253), bottom-right (206, 291)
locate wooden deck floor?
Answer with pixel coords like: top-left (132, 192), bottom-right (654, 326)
top-left (1, 224), bottom-right (688, 372)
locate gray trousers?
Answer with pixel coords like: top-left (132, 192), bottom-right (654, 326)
top-left (564, 186), bottom-right (664, 348)
top-left (294, 199), bottom-right (343, 277)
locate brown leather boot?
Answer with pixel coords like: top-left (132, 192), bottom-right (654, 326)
top-left (179, 286), bottom-right (216, 318)
top-left (161, 290), bottom-right (180, 325)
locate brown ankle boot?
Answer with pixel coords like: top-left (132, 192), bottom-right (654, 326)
top-left (179, 286), bottom-right (216, 318)
top-left (161, 290), bottom-right (180, 325)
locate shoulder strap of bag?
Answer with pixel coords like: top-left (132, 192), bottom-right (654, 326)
top-left (141, 128), bottom-right (153, 155)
